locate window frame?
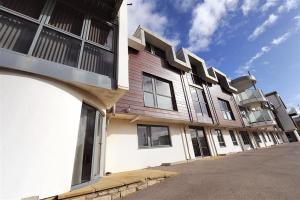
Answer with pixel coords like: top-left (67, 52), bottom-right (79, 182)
top-left (190, 86), bottom-right (211, 118)
top-left (142, 73), bottom-right (176, 111)
top-left (218, 98), bottom-right (235, 120)
top-left (229, 130), bottom-right (238, 146)
top-left (72, 102), bottom-right (104, 189)
top-left (145, 42), bottom-right (166, 59)
top-left (137, 124), bottom-right (172, 148)
top-left (240, 131), bottom-right (251, 145)
top-left (216, 129), bottom-right (226, 147)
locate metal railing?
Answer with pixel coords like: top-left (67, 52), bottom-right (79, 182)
top-left (0, 0), bottom-right (117, 80)
top-left (245, 110), bottom-right (274, 124)
top-left (237, 89), bottom-right (266, 103)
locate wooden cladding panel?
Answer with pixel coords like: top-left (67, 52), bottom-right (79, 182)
top-left (208, 83), bottom-right (243, 128)
top-left (115, 49), bottom-right (190, 122)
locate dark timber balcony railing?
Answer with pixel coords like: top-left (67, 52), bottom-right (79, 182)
top-left (0, 0), bottom-right (117, 80)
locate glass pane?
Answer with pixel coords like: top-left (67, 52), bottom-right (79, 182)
top-left (157, 95), bottom-right (173, 110)
top-left (0, 0), bottom-right (46, 19)
top-left (137, 126), bottom-right (149, 147)
top-left (151, 126), bottom-right (171, 146)
top-left (49, 1), bottom-right (84, 35)
top-left (0, 11), bottom-right (38, 54)
top-left (155, 79), bottom-right (171, 96)
top-left (143, 76), bottom-right (153, 92)
top-left (193, 102), bottom-right (202, 114)
top-left (89, 18), bottom-right (113, 49)
top-left (200, 103), bottom-right (208, 116)
top-left (226, 111), bottom-right (233, 120)
top-left (80, 43), bottom-right (114, 78)
top-left (72, 103), bottom-right (96, 186)
top-left (196, 89), bottom-right (205, 103)
top-left (33, 27), bottom-right (81, 67)
top-left (144, 92), bottom-right (155, 107)
top-left (190, 87), bottom-right (198, 101)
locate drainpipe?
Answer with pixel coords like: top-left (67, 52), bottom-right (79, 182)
top-left (204, 81), bottom-right (219, 125)
top-left (180, 72), bottom-right (194, 122)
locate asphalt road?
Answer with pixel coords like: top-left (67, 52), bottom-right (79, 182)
top-left (124, 143), bottom-right (300, 200)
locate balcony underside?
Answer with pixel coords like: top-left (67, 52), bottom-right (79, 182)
top-left (239, 97), bottom-right (268, 106)
top-left (0, 48), bottom-right (126, 108)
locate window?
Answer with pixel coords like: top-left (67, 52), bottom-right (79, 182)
top-left (143, 74), bottom-right (175, 110)
top-left (137, 125), bottom-right (171, 148)
top-left (229, 130), bottom-right (238, 146)
top-left (190, 86), bottom-right (210, 118)
top-left (216, 129), bottom-right (226, 147)
top-left (145, 42), bottom-right (166, 59)
top-left (72, 103), bottom-right (102, 186)
top-left (266, 133), bottom-right (272, 142)
top-left (261, 133), bottom-right (267, 142)
top-left (240, 131), bottom-right (251, 145)
top-left (218, 99), bottom-right (235, 120)
top-left (253, 132), bottom-right (261, 143)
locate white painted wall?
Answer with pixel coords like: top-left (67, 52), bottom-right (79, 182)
top-left (0, 71), bottom-right (104, 200)
top-left (117, 1), bottom-right (129, 90)
top-left (211, 129), bottom-right (243, 155)
top-left (105, 119), bottom-right (187, 173)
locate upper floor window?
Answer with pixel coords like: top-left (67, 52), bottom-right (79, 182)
top-left (190, 86), bottom-right (210, 118)
top-left (229, 130), bottom-right (238, 146)
top-left (218, 99), bottom-right (235, 120)
top-left (216, 129), bottom-right (226, 147)
top-left (137, 125), bottom-right (171, 148)
top-left (0, 0), bottom-right (116, 78)
top-left (145, 42), bottom-right (166, 59)
top-left (143, 74), bottom-right (175, 110)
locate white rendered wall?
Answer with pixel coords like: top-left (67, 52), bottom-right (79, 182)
top-left (0, 71), bottom-right (104, 200)
top-left (263, 132), bottom-right (274, 147)
top-left (117, 1), bottom-right (129, 90)
top-left (105, 119), bottom-right (187, 173)
top-left (211, 129), bottom-right (243, 155)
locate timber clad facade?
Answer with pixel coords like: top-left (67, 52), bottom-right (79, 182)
top-left (115, 48), bottom-right (190, 122)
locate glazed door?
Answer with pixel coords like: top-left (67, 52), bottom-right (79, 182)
top-left (197, 129), bottom-right (210, 157)
top-left (190, 128), bottom-right (211, 157)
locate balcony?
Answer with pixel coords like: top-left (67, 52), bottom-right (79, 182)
top-left (242, 110), bottom-right (277, 128)
top-left (0, 0), bottom-right (118, 89)
top-left (237, 89), bottom-right (268, 106)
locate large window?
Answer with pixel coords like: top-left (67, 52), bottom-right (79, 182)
top-left (190, 86), bottom-right (210, 118)
top-left (143, 74), bottom-right (175, 110)
top-left (0, 0), bottom-right (116, 78)
top-left (137, 125), bottom-right (171, 148)
top-left (229, 130), bottom-right (238, 146)
top-left (216, 129), bottom-right (226, 147)
top-left (240, 131), bottom-right (251, 145)
top-left (72, 103), bottom-right (102, 186)
top-left (218, 99), bottom-right (235, 120)
top-left (145, 42), bottom-right (166, 59)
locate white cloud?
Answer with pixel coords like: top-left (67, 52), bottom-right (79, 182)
top-left (187, 0), bottom-right (238, 52)
top-left (128, 0), bottom-right (180, 47)
top-left (172, 0), bottom-right (196, 12)
top-left (236, 30), bottom-right (294, 75)
top-left (241, 0), bottom-right (259, 15)
top-left (271, 32), bottom-right (290, 45)
top-left (260, 0), bottom-right (278, 12)
top-left (248, 14), bottom-right (278, 40)
top-left (278, 0), bottom-right (298, 13)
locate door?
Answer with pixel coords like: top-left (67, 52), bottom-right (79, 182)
top-left (190, 128), bottom-right (210, 157)
top-left (270, 132), bottom-right (278, 144)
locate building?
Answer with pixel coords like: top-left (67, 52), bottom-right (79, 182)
top-left (265, 92), bottom-right (300, 142)
top-left (0, 0), bottom-right (128, 199)
top-left (104, 26), bottom-right (285, 175)
top-left (231, 76), bottom-right (285, 149)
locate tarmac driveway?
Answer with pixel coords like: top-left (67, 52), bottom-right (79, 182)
top-left (124, 143), bottom-right (300, 200)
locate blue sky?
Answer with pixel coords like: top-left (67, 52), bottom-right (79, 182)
top-left (127, 0), bottom-right (300, 110)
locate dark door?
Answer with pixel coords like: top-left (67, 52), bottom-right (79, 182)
top-left (190, 128), bottom-right (210, 157)
top-left (270, 132), bottom-right (278, 144)
top-left (286, 132), bottom-right (298, 142)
